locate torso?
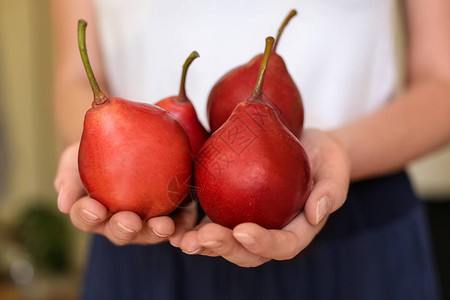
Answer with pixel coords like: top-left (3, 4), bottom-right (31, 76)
top-left (93, 0), bottom-right (399, 130)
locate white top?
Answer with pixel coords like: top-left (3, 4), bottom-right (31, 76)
top-left (93, 0), bottom-right (398, 130)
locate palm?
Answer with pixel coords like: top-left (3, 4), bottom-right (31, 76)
top-left (177, 129), bottom-right (351, 267)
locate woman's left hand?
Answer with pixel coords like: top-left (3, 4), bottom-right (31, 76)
top-left (173, 129), bottom-right (351, 267)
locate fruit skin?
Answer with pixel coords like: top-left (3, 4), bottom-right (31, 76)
top-left (157, 98), bottom-right (209, 207)
top-left (195, 100), bottom-right (311, 229)
top-left (78, 97), bottom-right (193, 220)
top-left (156, 97), bottom-right (209, 156)
top-left (207, 53), bottom-right (303, 137)
top-left (156, 51), bottom-right (209, 156)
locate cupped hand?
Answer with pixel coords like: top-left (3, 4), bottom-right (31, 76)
top-left (54, 143), bottom-right (197, 246)
top-left (177, 129), bottom-right (351, 267)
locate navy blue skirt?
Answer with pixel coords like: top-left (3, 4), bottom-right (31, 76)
top-left (82, 172), bottom-right (441, 300)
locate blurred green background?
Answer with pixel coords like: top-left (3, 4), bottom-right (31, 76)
top-left (0, 0), bottom-right (449, 299)
top-left (0, 0), bottom-right (86, 299)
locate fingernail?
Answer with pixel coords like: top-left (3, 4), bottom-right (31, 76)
top-left (57, 186), bottom-right (65, 210)
top-left (81, 209), bottom-right (99, 222)
top-left (183, 248), bottom-right (202, 255)
top-left (316, 196), bottom-right (330, 224)
top-left (170, 240), bottom-right (180, 248)
top-left (117, 222), bottom-right (135, 233)
top-left (152, 228), bottom-right (169, 238)
top-left (201, 240), bottom-right (222, 248)
top-left (234, 232), bottom-right (256, 246)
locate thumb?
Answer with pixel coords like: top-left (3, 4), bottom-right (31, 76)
top-left (54, 143), bottom-right (86, 213)
top-left (169, 201), bottom-right (198, 247)
top-left (301, 131), bottom-right (350, 226)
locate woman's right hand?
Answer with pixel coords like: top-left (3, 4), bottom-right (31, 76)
top-left (54, 143), bottom-right (198, 246)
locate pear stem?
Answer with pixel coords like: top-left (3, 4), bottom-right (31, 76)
top-left (273, 9), bottom-right (297, 52)
top-left (178, 51), bottom-right (200, 102)
top-left (78, 19), bottom-right (109, 106)
top-left (248, 37), bottom-right (275, 102)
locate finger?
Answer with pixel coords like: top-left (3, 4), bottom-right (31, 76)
top-left (176, 216), bottom-right (218, 256)
top-left (177, 220), bottom-right (219, 257)
top-left (56, 178), bottom-right (86, 214)
top-left (168, 202), bottom-right (198, 247)
top-left (178, 230), bottom-right (203, 254)
top-left (103, 211), bottom-right (142, 246)
top-left (233, 223), bottom-right (299, 260)
top-left (196, 248), bottom-right (220, 257)
top-left (148, 216), bottom-right (175, 238)
top-left (196, 223), bottom-right (269, 267)
top-left (233, 213), bottom-right (327, 260)
top-left (194, 215), bottom-right (212, 229)
top-left (129, 216), bottom-right (176, 246)
top-left (303, 174), bottom-right (347, 226)
top-left (171, 215), bottom-right (211, 248)
top-left (54, 143), bottom-right (79, 190)
top-left (69, 196), bottom-right (108, 232)
top-left (303, 136), bottom-right (350, 225)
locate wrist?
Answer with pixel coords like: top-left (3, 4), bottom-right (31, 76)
top-left (321, 128), bottom-right (353, 181)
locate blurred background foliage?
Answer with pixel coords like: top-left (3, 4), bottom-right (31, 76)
top-left (14, 203), bottom-right (71, 273)
top-left (0, 0), bottom-right (448, 299)
top-left (0, 0), bottom-right (85, 299)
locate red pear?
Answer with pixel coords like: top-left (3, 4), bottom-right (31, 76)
top-left (156, 51), bottom-right (209, 156)
top-left (77, 20), bottom-right (192, 219)
top-left (207, 10), bottom-right (304, 138)
top-left (195, 37), bottom-right (311, 230)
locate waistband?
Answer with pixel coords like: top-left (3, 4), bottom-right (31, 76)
top-left (320, 171), bottom-right (420, 239)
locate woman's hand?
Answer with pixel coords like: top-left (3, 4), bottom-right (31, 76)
top-left (54, 143), bottom-right (198, 246)
top-left (176, 129), bottom-right (351, 267)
